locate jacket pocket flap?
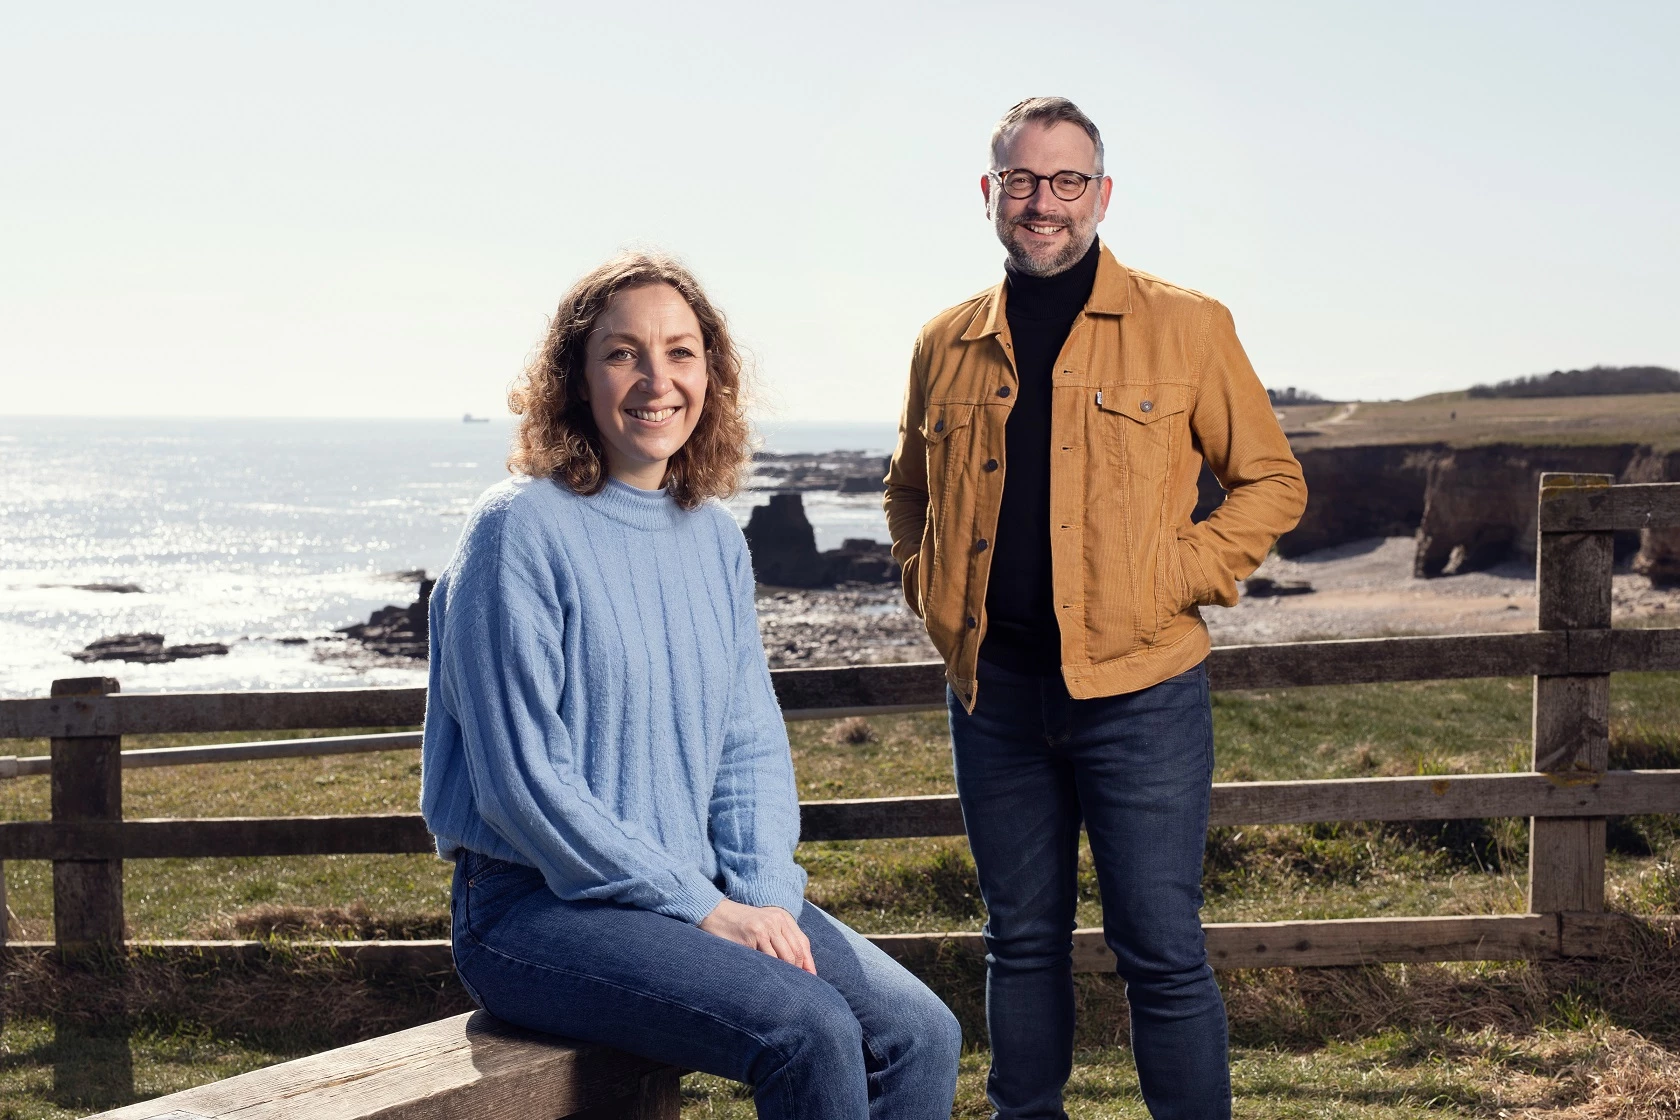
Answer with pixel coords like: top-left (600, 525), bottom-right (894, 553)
top-left (1096, 384), bottom-right (1188, 424)
top-left (920, 403), bottom-right (975, 443)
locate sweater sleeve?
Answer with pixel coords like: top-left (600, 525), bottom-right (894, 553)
top-left (706, 532), bottom-right (808, 916)
top-left (438, 515), bottom-right (727, 924)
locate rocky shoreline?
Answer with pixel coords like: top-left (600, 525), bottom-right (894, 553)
top-left (64, 445), bottom-right (1680, 674)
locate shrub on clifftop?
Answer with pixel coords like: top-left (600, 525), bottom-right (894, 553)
top-left (1468, 365), bottom-right (1680, 398)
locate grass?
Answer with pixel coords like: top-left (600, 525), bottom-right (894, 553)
top-left (1, 673), bottom-right (1677, 1116)
top-left (1273, 391), bottom-right (1680, 452)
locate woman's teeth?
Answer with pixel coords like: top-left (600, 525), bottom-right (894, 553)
top-left (628, 407), bottom-right (676, 422)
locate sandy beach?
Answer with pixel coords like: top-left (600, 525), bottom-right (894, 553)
top-left (755, 535), bottom-right (1680, 668)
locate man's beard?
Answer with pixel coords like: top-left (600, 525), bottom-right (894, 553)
top-left (995, 205), bottom-right (1098, 277)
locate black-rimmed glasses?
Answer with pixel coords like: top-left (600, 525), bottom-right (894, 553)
top-left (991, 168), bottom-right (1102, 201)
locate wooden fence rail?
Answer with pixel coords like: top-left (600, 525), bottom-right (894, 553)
top-left (1, 475), bottom-right (1677, 967)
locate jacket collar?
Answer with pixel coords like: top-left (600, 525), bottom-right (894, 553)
top-left (960, 239), bottom-right (1133, 341)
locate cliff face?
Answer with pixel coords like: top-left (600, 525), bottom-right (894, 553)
top-left (1197, 442), bottom-right (1677, 578)
top-left (1414, 443), bottom-right (1644, 575)
top-left (1278, 444), bottom-right (1444, 558)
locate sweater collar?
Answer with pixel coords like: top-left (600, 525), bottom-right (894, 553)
top-left (582, 477), bottom-right (689, 530)
top-left (1002, 237), bottom-right (1100, 321)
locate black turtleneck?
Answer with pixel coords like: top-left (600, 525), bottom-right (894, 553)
top-left (980, 238), bottom-right (1101, 676)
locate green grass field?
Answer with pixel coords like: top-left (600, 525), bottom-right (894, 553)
top-left (3, 673), bottom-right (1678, 1118)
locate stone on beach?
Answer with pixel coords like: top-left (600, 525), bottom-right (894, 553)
top-left (71, 633), bottom-right (229, 663)
top-left (742, 493), bottom-right (898, 589)
top-left (335, 577), bottom-right (434, 659)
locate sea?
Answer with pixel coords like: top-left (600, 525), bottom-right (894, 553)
top-left (0, 417), bottom-right (898, 699)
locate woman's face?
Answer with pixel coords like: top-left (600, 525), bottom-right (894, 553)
top-left (581, 283), bottom-right (708, 491)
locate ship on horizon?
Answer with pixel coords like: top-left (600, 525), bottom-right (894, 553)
top-left (462, 413), bottom-right (491, 423)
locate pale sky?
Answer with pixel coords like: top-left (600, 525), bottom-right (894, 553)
top-left (2, 1), bottom-right (1675, 421)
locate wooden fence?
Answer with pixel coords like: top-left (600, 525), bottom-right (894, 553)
top-left (3, 473), bottom-right (1679, 971)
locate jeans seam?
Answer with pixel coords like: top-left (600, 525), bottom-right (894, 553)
top-left (457, 921), bottom-right (798, 1072)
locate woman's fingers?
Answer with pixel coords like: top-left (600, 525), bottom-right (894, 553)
top-left (699, 901), bottom-right (817, 974)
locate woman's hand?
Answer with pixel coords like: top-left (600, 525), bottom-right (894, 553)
top-left (698, 898), bottom-right (816, 975)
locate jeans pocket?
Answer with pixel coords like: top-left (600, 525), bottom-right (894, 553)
top-left (463, 850), bottom-right (520, 889)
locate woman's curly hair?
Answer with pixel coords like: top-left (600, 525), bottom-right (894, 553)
top-left (508, 251), bottom-right (750, 509)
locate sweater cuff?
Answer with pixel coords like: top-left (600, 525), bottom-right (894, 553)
top-left (730, 874), bottom-right (808, 920)
top-left (658, 873), bottom-right (729, 925)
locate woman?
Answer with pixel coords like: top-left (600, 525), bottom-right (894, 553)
top-left (420, 251), bottom-right (962, 1117)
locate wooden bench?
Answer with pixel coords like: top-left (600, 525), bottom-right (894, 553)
top-left (86, 1010), bottom-right (682, 1120)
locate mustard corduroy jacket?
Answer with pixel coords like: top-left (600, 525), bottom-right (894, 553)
top-left (885, 243), bottom-right (1308, 711)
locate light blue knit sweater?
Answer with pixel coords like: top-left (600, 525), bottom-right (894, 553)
top-left (419, 475), bottom-right (806, 923)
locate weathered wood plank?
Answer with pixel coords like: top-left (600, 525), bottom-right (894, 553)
top-left (801, 794), bottom-right (967, 840)
top-left (869, 914), bottom-right (1561, 971)
top-left (23, 914), bottom-right (1572, 988)
top-left (0, 815), bottom-right (437, 860)
top-left (1529, 473), bottom-right (1613, 916)
top-left (51, 677), bottom-right (125, 949)
top-left (1607, 627), bottom-right (1680, 673)
top-left (774, 661), bottom-right (952, 719)
top-left (1208, 770), bottom-right (1680, 827)
top-left (1207, 631), bottom-right (1567, 690)
top-left (8, 626), bottom-right (1677, 741)
top-left (0, 687), bottom-right (429, 740)
top-left (5, 770), bottom-right (1677, 860)
top-left (1540, 481), bottom-right (1680, 532)
top-left (86, 1009), bottom-right (680, 1120)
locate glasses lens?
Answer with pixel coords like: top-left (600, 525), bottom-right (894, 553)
top-left (1051, 173), bottom-right (1089, 200)
top-left (1002, 172), bottom-right (1037, 199)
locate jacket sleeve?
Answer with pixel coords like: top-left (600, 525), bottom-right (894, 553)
top-left (884, 333), bottom-right (931, 616)
top-left (706, 535), bottom-right (807, 916)
top-left (1178, 300), bottom-right (1309, 606)
top-left (438, 524), bottom-right (727, 923)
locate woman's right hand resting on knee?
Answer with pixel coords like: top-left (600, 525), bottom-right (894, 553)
top-left (699, 898), bottom-right (817, 974)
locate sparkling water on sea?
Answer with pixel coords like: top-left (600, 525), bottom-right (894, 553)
top-left (0, 417), bottom-right (895, 699)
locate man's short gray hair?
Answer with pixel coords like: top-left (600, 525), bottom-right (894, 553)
top-left (989, 97), bottom-right (1104, 173)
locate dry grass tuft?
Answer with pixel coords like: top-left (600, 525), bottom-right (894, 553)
top-left (191, 902), bottom-right (449, 942)
top-left (1520, 1030), bottom-right (1680, 1118)
top-left (827, 716), bottom-right (878, 746)
top-left (1, 943), bottom-right (472, 1053)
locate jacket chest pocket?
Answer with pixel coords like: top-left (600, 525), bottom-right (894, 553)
top-left (1095, 383), bottom-right (1189, 484)
top-left (920, 402), bottom-right (977, 495)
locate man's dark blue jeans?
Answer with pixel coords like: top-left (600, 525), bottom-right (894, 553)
top-left (949, 657), bottom-right (1230, 1120)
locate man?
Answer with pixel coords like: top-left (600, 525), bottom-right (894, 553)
top-left (885, 97), bottom-right (1307, 1119)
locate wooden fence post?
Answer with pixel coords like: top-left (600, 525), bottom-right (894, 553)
top-left (1527, 474), bottom-right (1613, 915)
top-left (50, 676), bottom-right (125, 950)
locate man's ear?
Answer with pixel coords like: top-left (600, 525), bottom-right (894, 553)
top-left (980, 173), bottom-right (993, 212)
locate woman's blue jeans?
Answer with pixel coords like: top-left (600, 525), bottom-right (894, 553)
top-left (949, 658), bottom-right (1230, 1120)
top-left (450, 850), bottom-right (962, 1119)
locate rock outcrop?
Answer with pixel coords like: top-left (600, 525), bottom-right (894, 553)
top-left (750, 451), bottom-right (890, 493)
top-left (72, 634), bottom-right (228, 663)
top-left (337, 577), bottom-right (434, 659)
top-left (1195, 439), bottom-right (1676, 581)
top-left (743, 493), bottom-right (898, 588)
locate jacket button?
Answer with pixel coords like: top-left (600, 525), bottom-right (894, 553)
top-left (997, 386), bottom-right (1012, 398)
top-left (983, 458), bottom-right (999, 472)
top-left (1140, 399), bottom-right (1154, 413)
top-left (934, 419), bottom-right (945, 433)
top-left (975, 538), bottom-right (988, 552)
top-left (965, 615), bottom-right (978, 629)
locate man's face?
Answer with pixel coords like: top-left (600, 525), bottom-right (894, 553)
top-left (982, 120), bottom-right (1112, 277)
